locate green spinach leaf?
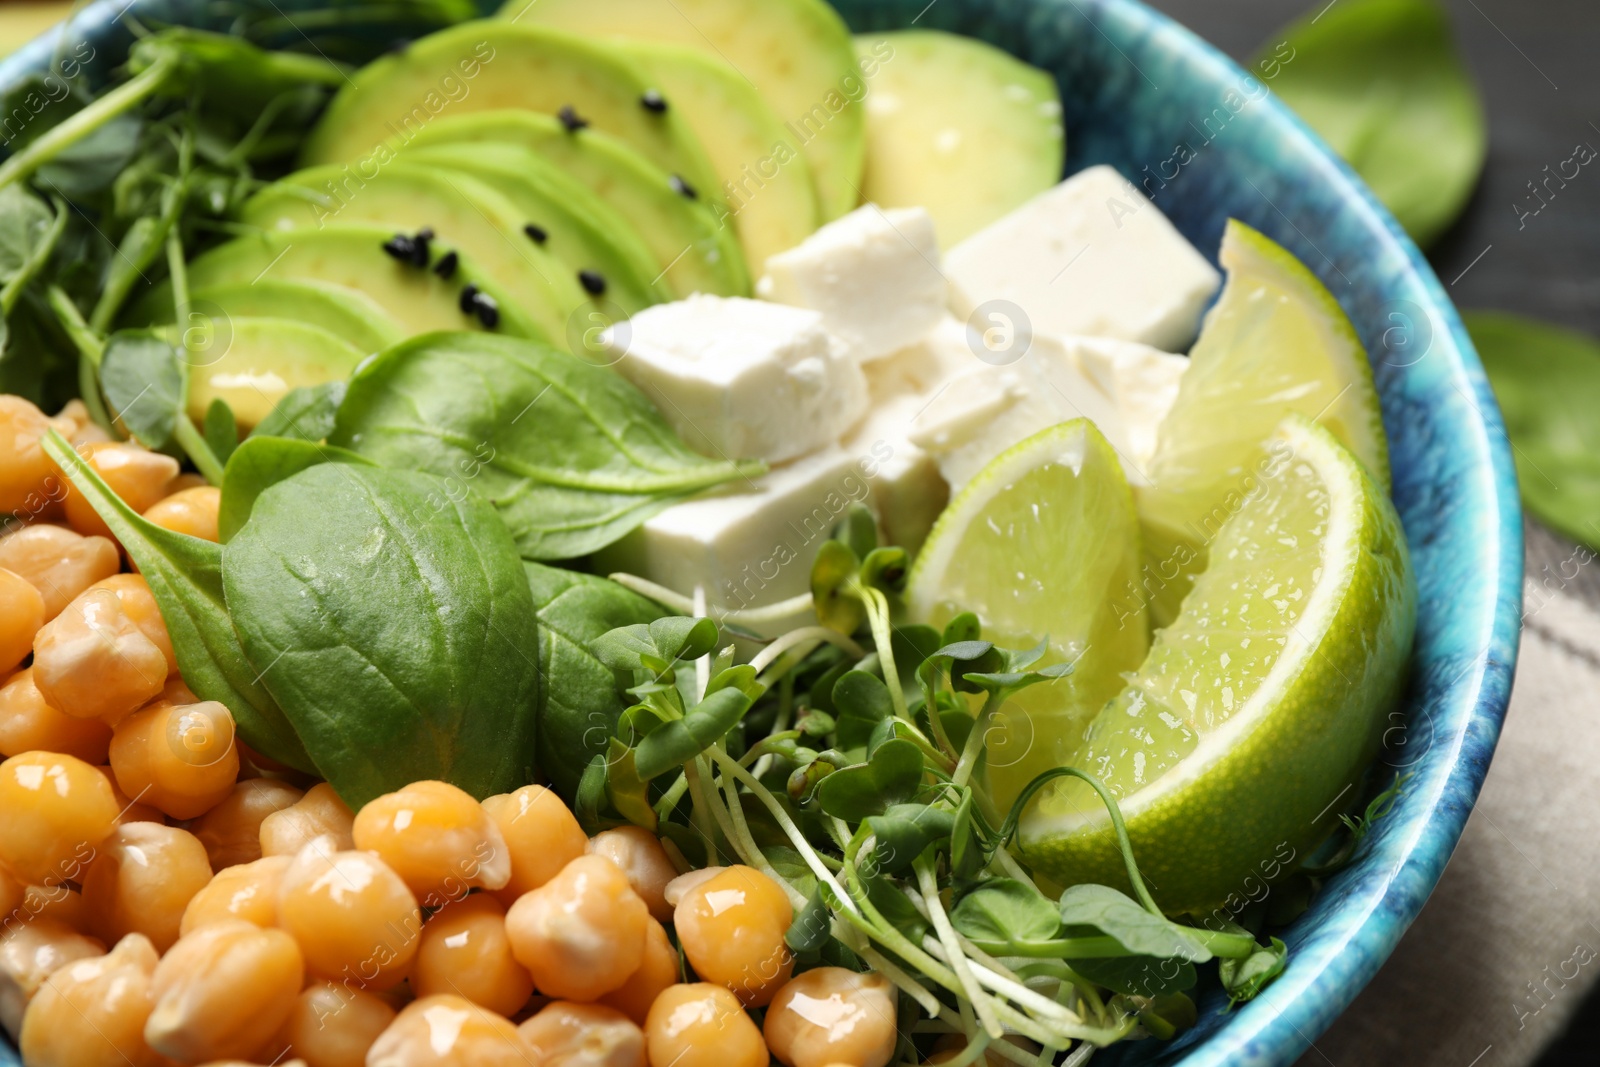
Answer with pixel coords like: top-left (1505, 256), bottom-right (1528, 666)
top-left (41, 430), bottom-right (313, 772)
top-left (203, 398), bottom-right (238, 466)
top-left (251, 381), bottom-right (348, 443)
top-left (99, 329), bottom-right (185, 449)
top-left (222, 463), bottom-right (541, 806)
top-left (523, 563), bottom-right (665, 799)
top-left (1258, 0), bottom-right (1485, 247)
top-left (1470, 312), bottom-right (1600, 548)
top-left (218, 435), bottom-right (372, 543)
top-left (329, 333), bottom-right (764, 560)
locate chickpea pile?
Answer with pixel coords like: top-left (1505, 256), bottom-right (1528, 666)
top-left (0, 393), bottom-right (903, 1067)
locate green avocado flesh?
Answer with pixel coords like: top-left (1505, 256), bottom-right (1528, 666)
top-left (182, 226), bottom-right (544, 340)
top-left (403, 109), bottom-right (747, 297)
top-left (301, 23), bottom-right (722, 213)
top-left (156, 317), bottom-right (365, 428)
top-left (181, 282), bottom-right (405, 354)
top-left (855, 30), bottom-right (1063, 248)
top-left (239, 163), bottom-right (584, 341)
top-left (501, 0), bottom-right (866, 221)
top-left (401, 142), bottom-right (671, 315)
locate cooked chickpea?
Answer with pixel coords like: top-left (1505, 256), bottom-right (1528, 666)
top-left (145, 920), bottom-right (304, 1063)
top-left (22, 883), bottom-right (92, 931)
top-left (599, 918), bottom-right (679, 1026)
top-left (194, 778), bottom-right (304, 869)
top-left (0, 918), bottom-right (104, 1037)
top-left (81, 821), bottom-right (213, 952)
top-left (19, 933), bottom-right (164, 1067)
top-left (0, 397), bottom-right (61, 515)
top-left (663, 865), bottom-right (724, 908)
top-left (587, 826), bottom-right (678, 923)
top-left (260, 782), bottom-right (355, 857)
top-left (32, 587), bottom-right (169, 721)
top-left (412, 893), bottom-right (532, 1016)
top-left (276, 979), bottom-right (397, 1067)
top-left (0, 668), bottom-right (112, 763)
top-left (0, 523), bottom-right (118, 620)
top-left (352, 780), bottom-right (510, 906)
top-left (0, 864), bottom-right (21, 919)
top-left (367, 994), bottom-right (538, 1067)
top-left (764, 968), bottom-right (898, 1067)
top-left (519, 1001), bottom-right (645, 1067)
top-left (57, 440), bottom-right (180, 541)
top-left (143, 485), bottom-right (221, 542)
top-left (674, 864), bottom-right (794, 1006)
top-left (51, 401), bottom-right (103, 447)
top-left (505, 854), bottom-right (649, 1001)
top-left (277, 839), bottom-right (420, 991)
top-left (90, 574), bottom-right (177, 675)
top-left (109, 698), bottom-right (240, 819)
top-left (482, 783), bottom-right (588, 905)
top-left (644, 983), bottom-right (767, 1067)
top-left (179, 855), bottom-right (290, 936)
top-left (97, 765), bottom-right (166, 825)
top-left (0, 568), bottom-right (44, 675)
top-left (0, 751), bottom-right (119, 884)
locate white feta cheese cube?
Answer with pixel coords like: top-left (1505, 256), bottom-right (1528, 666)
top-left (757, 205), bottom-right (947, 363)
top-left (945, 165), bottom-right (1221, 351)
top-left (606, 295), bottom-right (867, 464)
top-left (842, 389), bottom-right (948, 555)
top-left (908, 334), bottom-right (1137, 491)
top-left (1069, 336), bottom-right (1189, 470)
top-left (595, 447), bottom-right (876, 616)
top-left (865, 316), bottom-right (980, 399)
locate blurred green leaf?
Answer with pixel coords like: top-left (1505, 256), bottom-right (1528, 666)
top-left (1259, 0), bottom-right (1485, 246)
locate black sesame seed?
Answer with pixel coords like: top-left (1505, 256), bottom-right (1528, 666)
top-left (558, 105), bottom-right (589, 133)
top-left (523, 223), bottom-right (549, 245)
top-left (670, 174), bottom-right (697, 200)
top-left (578, 269), bottom-right (607, 296)
top-left (382, 234), bottom-right (415, 263)
top-left (459, 283), bottom-right (480, 314)
top-left (433, 250), bottom-right (459, 279)
top-left (409, 230), bottom-right (431, 268)
top-left (416, 227), bottom-right (435, 241)
top-left (473, 292), bottom-right (500, 330)
top-left (641, 89), bottom-right (668, 114)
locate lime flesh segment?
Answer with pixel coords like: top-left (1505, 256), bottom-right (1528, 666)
top-left (1021, 417), bottom-right (1416, 915)
top-left (1139, 220), bottom-right (1388, 625)
top-left (907, 419), bottom-right (1150, 811)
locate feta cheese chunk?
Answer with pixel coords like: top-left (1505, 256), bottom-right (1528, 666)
top-left (596, 447), bottom-right (877, 617)
top-left (757, 205), bottom-right (946, 363)
top-left (908, 334), bottom-right (1136, 491)
top-left (1070, 337), bottom-right (1189, 470)
top-left (945, 165), bottom-right (1221, 351)
top-left (844, 386), bottom-right (948, 555)
top-left (606, 295), bottom-right (867, 464)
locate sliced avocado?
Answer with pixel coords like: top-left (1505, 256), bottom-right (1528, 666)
top-left (178, 282), bottom-right (404, 354)
top-left (855, 31), bottom-right (1064, 248)
top-left (240, 164), bottom-right (584, 341)
top-left (405, 109), bottom-right (747, 298)
top-left (155, 317), bottom-right (365, 429)
top-left (618, 40), bottom-right (820, 269)
top-left (401, 143), bottom-right (670, 315)
top-left (182, 226), bottom-right (543, 340)
top-left (301, 22), bottom-right (722, 210)
top-left (502, 0), bottom-right (865, 221)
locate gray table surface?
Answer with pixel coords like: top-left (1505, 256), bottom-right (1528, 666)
top-left (1137, 1), bottom-right (1600, 1064)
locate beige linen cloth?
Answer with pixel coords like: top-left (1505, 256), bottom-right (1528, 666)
top-left (1295, 520), bottom-right (1600, 1067)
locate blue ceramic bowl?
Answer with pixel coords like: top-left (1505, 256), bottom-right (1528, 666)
top-left (0, 1), bottom-right (1522, 1065)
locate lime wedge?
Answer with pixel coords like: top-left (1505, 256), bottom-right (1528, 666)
top-left (1139, 220), bottom-right (1388, 624)
top-left (906, 419), bottom-right (1150, 811)
top-left (1020, 416), bottom-right (1416, 914)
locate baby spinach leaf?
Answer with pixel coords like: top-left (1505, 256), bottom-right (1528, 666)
top-left (1258, 0), bottom-right (1485, 246)
top-left (100, 329), bottom-right (185, 448)
top-left (218, 436), bottom-right (372, 542)
top-left (633, 686), bottom-right (755, 780)
top-left (330, 333), bottom-right (764, 559)
top-left (251, 381), bottom-right (348, 443)
top-left (1469, 312), bottom-right (1600, 549)
top-left (524, 563), bottom-right (664, 800)
top-left (1220, 937), bottom-right (1289, 1006)
top-left (816, 738), bottom-right (925, 821)
top-left (203, 398), bottom-right (238, 467)
top-left (951, 879), bottom-right (1062, 946)
top-left (1058, 884), bottom-right (1211, 962)
top-left (40, 431), bottom-right (313, 772)
top-left (222, 463), bottom-right (541, 807)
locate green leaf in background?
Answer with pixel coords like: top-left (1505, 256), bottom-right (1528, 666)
top-left (1469, 312), bottom-right (1600, 549)
top-left (217, 435), bottom-right (373, 543)
top-left (203, 397), bottom-right (238, 466)
top-left (1259, 0), bottom-right (1486, 247)
top-left (99, 329), bottom-right (184, 448)
top-left (250, 381), bottom-right (347, 443)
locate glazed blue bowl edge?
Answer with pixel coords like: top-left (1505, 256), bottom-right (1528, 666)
top-left (0, 2), bottom-right (1523, 1066)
